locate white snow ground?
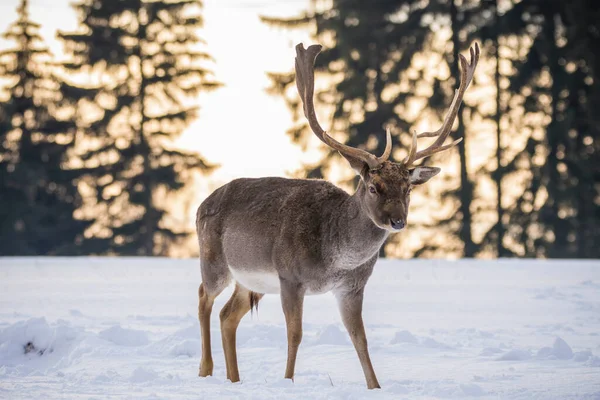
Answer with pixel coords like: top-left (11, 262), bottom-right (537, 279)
top-left (0, 257), bottom-right (599, 399)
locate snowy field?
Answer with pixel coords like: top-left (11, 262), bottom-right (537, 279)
top-left (0, 257), bottom-right (599, 399)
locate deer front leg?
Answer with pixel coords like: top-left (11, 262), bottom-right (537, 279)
top-left (280, 279), bottom-right (305, 381)
top-left (335, 288), bottom-right (380, 389)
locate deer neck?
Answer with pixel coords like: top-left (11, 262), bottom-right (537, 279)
top-left (333, 181), bottom-right (389, 269)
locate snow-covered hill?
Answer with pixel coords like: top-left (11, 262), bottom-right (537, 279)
top-left (0, 257), bottom-right (599, 399)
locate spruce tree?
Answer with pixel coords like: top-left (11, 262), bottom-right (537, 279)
top-left (0, 0), bottom-right (91, 255)
top-left (464, 0), bottom-right (514, 257)
top-left (491, 0), bottom-right (599, 258)
top-left (265, 0), bottom-right (600, 258)
top-left (59, 0), bottom-right (220, 255)
top-left (263, 0), bottom-right (484, 257)
top-left (562, 0), bottom-right (600, 258)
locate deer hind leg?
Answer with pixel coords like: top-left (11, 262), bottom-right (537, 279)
top-left (219, 283), bottom-right (263, 382)
top-left (335, 288), bottom-right (380, 389)
top-left (198, 251), bottom-right (230, 377)
top-left (198, 283), bottom-right (219, 376)
top-left (280, 280), bottom-right (305, 381)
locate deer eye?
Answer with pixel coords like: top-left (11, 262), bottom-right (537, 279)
top-left (368, 185), bottom-right (377, 194)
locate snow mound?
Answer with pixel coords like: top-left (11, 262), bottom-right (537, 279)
top-left (421, 337), bottom-right (452, 349)
top-left (551, 337), bottom-right (573, 360)
top-left (588, 356), bottom-right (600, 367)
top-left (389, 330), bottom-right (452, 350)
top-left (573, 350), bottom-right (593, 362)
top-left (0, 318), bottom-right (86, 375)
top-left (497, 349), bottom-right (531, 361)
top-left (386, 381), bottom-right (411, 394)
top-left (169, 324), bottom-right (198, 340)
top-left (169, 339), bottom-right (199, 358)
top-left (98, 325), bottom-right (149, 347)
top-left (480, 347), bottom-right (503, 356)
top-left (536, 346), bottom-right (553, 358)
top-left (145, 324), bottom-right (201, 358)
top-left (268, 378), bottom-right (295, 388)
top-left (236, 324), bottom-right (286, 347)
top-left (460, 383), bottom-right (486, 396)
top-left (536, 337), bottom-right (573, 360)
top-left (130, 366), bottom-right (159, 382)
top-left (93, 369), bottom-right (121, 383)
top-left (314, 324), bottom-right (349, 345)
top-left (69, 309), bottom-right (84, 317)
top-left (0, 318), bottom-right (79, 365)
top-left (390, 330), bottom-right (418, 344)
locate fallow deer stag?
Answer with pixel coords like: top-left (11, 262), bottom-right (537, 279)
top-left (196, 42), bottom-right (479, 389)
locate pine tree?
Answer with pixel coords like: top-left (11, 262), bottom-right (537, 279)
top-left (267, 0), bottom-right (600, 259)
top-left (446, 0), bottom-right (479, 257)
top-left (493, 0), bottom-right (599, 258)
top-left (467, 0), bottom-right (513, 257)
top-left (58, 0), bottom-right (220, 255)
top-left (0, 0), bottom-right (91, 255)
top-left (264, 0), bottom-right (484, 257)
top-left (559, 0), bottom-right (600, 257)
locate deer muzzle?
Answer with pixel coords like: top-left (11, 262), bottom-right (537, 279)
top-left (390, 218), bottom-right (405, 231)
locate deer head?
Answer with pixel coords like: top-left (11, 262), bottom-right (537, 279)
top-left (295, 42), bottom-right (480, 232)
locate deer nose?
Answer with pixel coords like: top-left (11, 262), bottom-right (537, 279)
top-left (390, 218), bottom-right (405, 230)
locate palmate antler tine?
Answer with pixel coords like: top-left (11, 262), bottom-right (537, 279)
top-left (295, 43), bottom-right (392, 170)
top-left (404, 43), bottom-right (480, 167)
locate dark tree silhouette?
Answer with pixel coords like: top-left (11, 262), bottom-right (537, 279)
top-left (0, 0), bottom-right (92, 255)
top-left (263, 0), bottom-right (484, 257)
top-left (265, 0), bottom-right (600, 259)
top-left (59, 0), bottom-right (220, 255)
top-left (491, 0), bottom-right (600, 258)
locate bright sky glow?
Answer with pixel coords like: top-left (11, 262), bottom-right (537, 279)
top-left (0, 0), bottom-right (315, 189)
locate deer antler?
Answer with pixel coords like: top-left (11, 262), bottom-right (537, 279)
top-left (403, 43), bottom-right (480, 167)
top-left (295, 43), bottom-right (391, 170)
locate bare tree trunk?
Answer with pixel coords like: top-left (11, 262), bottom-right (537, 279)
top-left (137, 2), bottom-right (155, 256)
top-left (493, 0), bottom-right (507, 257)
top-left (450, 0), bottom-right (476, 258)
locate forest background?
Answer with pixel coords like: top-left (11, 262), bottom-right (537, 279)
top-left (0, 0), bottom-right (598, 259)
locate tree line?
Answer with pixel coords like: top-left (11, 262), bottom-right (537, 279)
top-left (263, 0), bottom-right (599, 258)
top-left (0, 0), bottom-right (219, 255)
top-left (1, 0), bottom-right (597, 258)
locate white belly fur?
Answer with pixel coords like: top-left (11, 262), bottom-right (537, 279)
top-left (228, 267), bottom-right (281, 294)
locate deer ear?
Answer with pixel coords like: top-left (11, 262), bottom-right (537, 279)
top-left (339, 152), bottom-right (369, 181)
top-left (409, 166), bottom-right (440, 185)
